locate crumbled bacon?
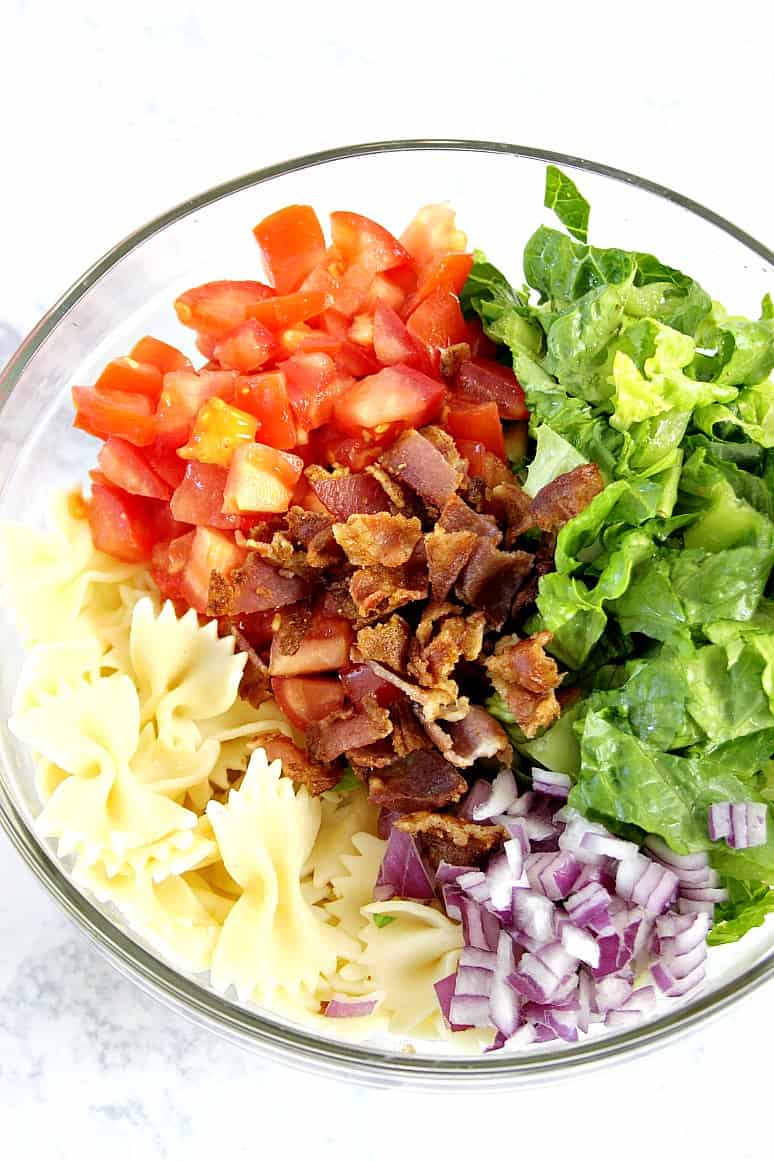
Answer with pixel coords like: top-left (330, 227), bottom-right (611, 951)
top-left (424, 705), bottom-right (512, 768)
top-left (490, 482), bottom-right (533, 546)
top-left (306, 465), bottom-right (390, 520)
top-left (207, 553), bottom-right (309, 617)
top-left (224, 624), bottom-right (271, 707)
top-left (395, 811), bottom-right (508, 870)
top-left (306, 694), bottom-right (393, 763)
top-left (364, 659), bottom-right (467, 724)
top-left (389, 698), bottom-right (433, 757)
top-left (332, 511), bottom-right (422, 568)
top-left (346, 737), bottom-right (397, 768)
top-left (420, 425), bottom-right (469, 480)
top-left (485, 630), bottom-right (563, 738)
top-left (367, 749), bottom-right (468, 813)
top-left (439, 342), bottom-right (472, 380)
top-left (354, 615), bottom-right (412, 672)
top-left (511, 536), bottom-right (555, 617)
top-left (349, 551), bottom-right (428, 619)
top-left (258, 731), bottom-right (340, 795)
top-left (456, 541), bottom-right (534, 628)
top-left (530, 463), bottom-right (604, 533)
top-left (272, 603), bottom-right (313, 657)
top-left (438, 493), bottom-right (501, 543)
top-left (408, 603), bottom-right (486, 687)
top-left (424, 527), bottom-right (477, 602)
top-left (379, 429), bottom-right (463, 507)
top-left (284, 506), bottom-right (341, 568)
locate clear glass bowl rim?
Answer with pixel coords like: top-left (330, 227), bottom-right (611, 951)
top-left (1, 138), bottom-right (772, 1086)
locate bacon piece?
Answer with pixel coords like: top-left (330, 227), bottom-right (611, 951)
top-left (364, 659), bottom-right (468, 725)
top-left (321, 578), bottom-right (360, 621)
top-left (439, 342), bottom-right (472, 380)
top-left (223, 624), bottom-right (271, 707)
top-left (332, 511), bottom-right (422, 568)
top-left (258, 731), bottom-right (340, 796)
top-left (485, 631), bottom-right (563, 738)
top-left (246, 530), bottom-right (314, 578)
top-left (354, 615), bottom-right (412, 672)
top-left (379, 429), bottom-right (462, 507)
top-left (349, 549), bottom-right (429, 619)
top-left (491, 482), bottom-right (533, 546)
top-left (389, 698), bottom-right (433, 757)
top-left (395, 811), bottom-right (508, 870)
top-left (284, 506), bottom-right (341, 568)
top-left (306, 694), bottom-right (392, 763)
top-left (364, 463), bottom-right (418, 514)
top-left (408, 603), bottom-right (487, 687)
top-left (347, 737), bottom-right (397, 769)
top-left (530, 463), bottom-right (604, 533)
top-left (207, 553), bottom-right (309, 617)
top-left (456, 541), bottom-right (534, 628)
top-left (511, 536), bottom-right (555, 617)
top-left (424, 527), bottom-right (477, 602)
top-left (306, 466), bottom-right (390, 520)
top-left (367, 750), bottom-right (467, 814)
top-left (420, 425), bottom-right (469, 480)
top-left (438, 493), bottom-right (501, 543)
top-left (272, 602), bottom-right (313, 657)
top-left (424, 705), bottom-right (512, 768)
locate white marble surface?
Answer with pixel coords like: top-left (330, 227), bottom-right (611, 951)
top-left (1, 2), bottom-right (772, 1156)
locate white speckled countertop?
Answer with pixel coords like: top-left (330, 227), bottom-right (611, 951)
top-left (1, 3), bottom-right (772, 1156)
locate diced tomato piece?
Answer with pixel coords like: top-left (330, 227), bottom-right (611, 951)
top-left (289, 477), bottom-right (333, 514)
top-left (364, 269), bottom-right (416, 314)
top-left (446, 399), bottom-right (506, 459)
top-left (143, 438), bottom-right (187, 489)
top-left (253, 205), bottom-right (326, 295)
top-left (281, 352), bottom-right (353, 434)
top-left (319, 309), bottom-right (351, 341)
top-left (309, 426), bottom-right (388, 472)
top-left (332, 364), bottom-right (445, 432)
top-left (222, 443), bottom-right (304, 515)
top-left (406, 289), bottom-right (469, 367)
top-left (97, 437), bottom-right (172, 501)
top-left (349, 313), bottom-right (374, 348)
top-left (150, 530), bottom-right (196, 603)
top-left (341, 664), bottom-right (402, 708)
top-left (181, 526), bottom-right (246, 614)
top-left (455, 358), bottom-right (528, 420)
top-left (330, 211), bottom-right (412, 274)
top-left (170, 461), bottom-right (241, 529)
top-left (232, 371), bottom-right (297, 451)
top-left (154, 369), bottom-right (237, 447)
top-left (246, 290), bottom-right (327, 332)
top-left (178, 397), bottom-right (258, 468)
top-left (129, 336), bottom-right (192, 375)
top-left (372, 303), bottom-right (431, 372)
top-left (465, 317), bottom-right (499, 361)
top-left (271, 675), bottom-right (345, 728)
top-left (95, 357), bottom-right (163, 399)
top-left (212, 319), bottom-right (277, 373)
top-left (269, 614), bottom-right (352, 676)
top-left (88, 483), bottom-right (160, 562)
top-left (277, 325), bottom-right (342, 357)
top-left (455, 439), bottom-right (490, 480)
top-left (411, 252), bottom-right (474, 310)
top-left (400, 204), bottom-right (467, 273)
top-left (175, 280), bottom-right (274, 338)
top-left (333, 341), bottom-right (380, 378)
top-left (73, 385), bottom-right (157, 447)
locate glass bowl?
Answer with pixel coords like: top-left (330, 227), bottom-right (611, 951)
top-left (0, 140), bottom-right (772, 1090)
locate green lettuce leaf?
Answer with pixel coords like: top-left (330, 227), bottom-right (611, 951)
top-left (523, 424), bottom-right (587, 498)
top-left (679, 447), bottom-right (774, 551)
top-left (707, 879), bottom-right (774, 945)
top-left (696, 379), bottom-right (774, 448)
top-left (544, 164), bottom-right (590, 243)
top-left (487, 694), bottom-right (583, 778)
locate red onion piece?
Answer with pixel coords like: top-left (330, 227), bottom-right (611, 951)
top-left (489, 930), bottom-right (520, 1038)
top-left (486, 850), bottom-right (518, 912)
top-left (472, 768), bottom-right (518, 821)
top-left (565, 882), bottom-right (613, 932)
top-left (708, 800), bottom-right (768, 848)
top-left (456, 778), bottom-right (494, 821)
top-left (615, 854), bottom-right (679, 918)
top-left (531, 766), bottom-right (571, 799)
top-left (325, 993), bottom-right (383, 1018)
top-left (560, 922), bottom-right (601, 969)
top-left (461, 896), bottom-right (500, 951)
top-left (455, 965), bottom-right (494, 997)
top-left (436, 861), bottom-right (477, 884)
top-left (441, 883), bottom-right (464, 922)
top-left (511, 888), bottom-right (556, 943)
top-left (506, 790), bottom-right (536, 817)
top-left (457, 869), bottom-right (491, 903)
top-left (374, 827), bottom-right (435, 902)
top-left (677, 896), bottom-right (715, 918)
top-left (435, 973), bottom-right (472, 1031)
top-left (644, 835), bottom-right (709, 872)
top-left (580, 832), bottom-right (638, 861)
top-left (651, 959), bottom-right (706, 997)
top-left (449, 994), bottom-right (492, 1029)
top-left (680, 886), bottom-right (728, 903)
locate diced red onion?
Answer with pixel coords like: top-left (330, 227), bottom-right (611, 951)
top-left (486, 850), bottom-right (518, 912)
top-left (573, 860), bottom-right (617, 894)
top-left (489, 930), bottom-right (520, 1038)
top-left (680, 886), bottom-right (728, 903)
top-left (615, 854), bottom-right (679, 918)
top-left (651, 960), bottom-right (706, 997)
top-left (461, 896), bottom-right (500, 951)
top-left (655, 910), bottom-right (710, 956)
top-left (472, 768), bottom-right (518, 821)
top-left (503, 834), bottom-right (527, 881)
top-left (708, 800), bottom-right (768, 848)
top-left (531, 766), bottom-right (571, 799)
top-left (441, 883), bottom-right (464, 922)
top-left (458, 869), bottom-right (491, 904)
top-left (565, 882), bottom-right (613, 932)
top-left (593, 975), bottom-right (633, 1014)
top-left (559, 813), bottom-right (615, 865)
top-left (643, 835), bottom-right (709, 871)
top-left (580, 831), bottom-right (639, 862)
top-left (560, 922), bottom-right (601, 968)
top-left (325, 993), bottom-right (383, 1018)
top-left (660, 940), bottom-right (707, 980)
top-left (457, 778), bottom-right (496, 821)
top-left (605, 986), bottom-right (657, 1028)
top-left (459, 946), bottom-right (497, 970)
top-left (456, 964), bottom-right (495, 997)
top-left (506, 790), bottom-right (536, 817)
top-left (374, 827), bottom-right (435, 902)
top-left (677, 896), bottom-right (715, 918)
top-left (449, 994), bottom-right (493, 1028)
top-left (507, 952), bottom-right (568, 1005)
top-left (436, 861), bottom-right (477, 884)
top-left (502, 1023), bottom-right (537, 1050)
top-left (511, 888), bottom-right (556, 943)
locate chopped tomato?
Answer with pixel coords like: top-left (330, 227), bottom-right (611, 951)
top-left (333, 341), bottom-right (380, 378)
top-left (465, 317), bottom-right (499, 361)
top-left (96, 357), bottom-right (163, 399)
top-left (330, 211), bottom-right (411, 273)
top-left (175, 280), bottom-right (274, 338)
top-left (281, 352), bottom-right (353, 434)
top-left (212, 319), bottom-right (276, 373)
top-left (406, 289), bottom-right (469, 366)
top-left (144, 438), bottom-right (187, 489)
top-left (332, 364), bottom-right (445, 432)
top-left (129, 336), bottom-right (192, 375)
top-left (246, 290), bottom-right (327, 332)
top-left (170, 461), bottom-right (241, 529)
top-left (400, 204), bottom-right (467, 273)
top-left (364, 270), bottom-right (414, 313)
top-left (348, 313), bottom-right (374, 347)
top-left (181, 526), bottom-right (246, 613)
top-left (150, 530), bottom-right (196, 603)
top-left (411, 252), bottom-right (474, 310)
top-left (455, 358), bottom-right (528, 420)
top-left (232, 371), bottom-right (297, 450)
top-left (277, 325), bottom-right (342, 357)
top-left (309, 426), bottom-right (386, 472)
top-left (73, 385), bottom-right (157, 447)
top-left (253, 205), bottom-right (326, 295)
top-left (319, 309), bottom-right (351, 341)
top-left (178, 398), bottom-right (258, 467)
top-left (222, 443), bottom-right (304, 514)
top-left (446, 399), bottom-right (506, 459)
top-left (98, 438), bottom-right (172, 501)
top-left (154, 369), bottom-right (237, 447)
top-left (88, 483), bottom-right (160, 562)
top-left (271, 675), bottom-right (345, 728)
top-left (455, 438), bottom-right (490, 479)
top-left (269, 614), bottom-right (352, 676)
top-left (372, 303), bottom-right (431, 372)
top-left (341, 664), bottom-right (402, 708)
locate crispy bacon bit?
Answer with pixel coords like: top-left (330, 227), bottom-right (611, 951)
top-left (367, 749), bottom-right (467, 814)
top-left (425, 705), bottom-right (512, 768)
top-left (379, 429), bottom-right (462, 508)
top-left (332, 511), bottom-right (422, 568)
top-left (249, 530), bottom-right (312, 576)
top-left (530, 463), bottom-right (604, 533)
top-left (511, 536), bottom-right (555, 617)
top-left (424, 527), bottom-right (477, 603)
top-left (349, 551), bottom-right (429, 619)
top-left (456, 542), bottom-right (534, 628)
top-left (224, 624), bottom-right (271, 707)
top-left (259, 731), bottom-right (339, 795)
top-left (438, 493), bottom-right (501, 543)
top-left (321, 578), bottom-right (360, 621)
top-left (389, 698), bottom-right (433, 757)
top-left (284, 506), bottom-right (341, 568)
top-left (347, 737), bottom-right (397, 768)
top-left (306, 466), bottom-right (390, 520)
top-left (408, 603), bottom-right (487, 688)
top-left (306, 694), bottom-right (392, 763)
top-left (395, 811), bottom-right (508, 870)
top-left (364, 463), bottom-right (417, 514)
top-left (364, 659), bottom-right (468, 725)
top-left (207, 553), bottom-right (308, 617)
top-left (420, 425), bottom-right (469, 480)
top-left (485, 630), bottom-right (564, 738)
top-left (491, 482), bottom-right (533, 546)
top-left (272, 603), bottom-right (313, 657)
top-left (439, 342), bottom-right (472, 380)
top-left (355, 615), bottom-right (412, 672)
